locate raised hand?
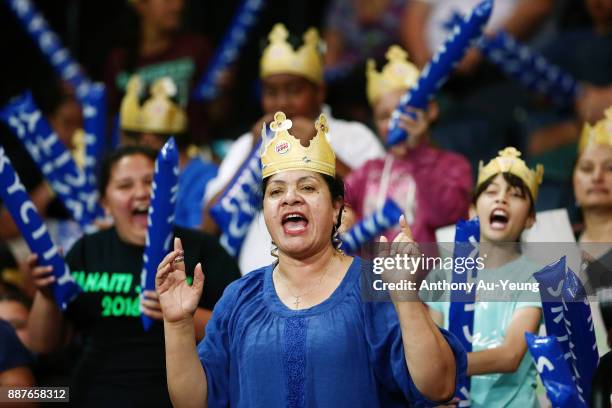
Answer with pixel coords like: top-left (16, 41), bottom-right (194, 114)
top-left (156, 238), bottom-right (205, 323)
top-left (379, 215), bottom-right (423, 301)
top-left (393, 107), bottom-right (430, 155)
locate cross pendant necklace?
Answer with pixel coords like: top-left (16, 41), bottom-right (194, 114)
top-left (276, 254), bottom-right (337, 310)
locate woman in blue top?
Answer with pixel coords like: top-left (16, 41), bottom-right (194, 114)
top-left (155, 111), bottom-right (466, 407)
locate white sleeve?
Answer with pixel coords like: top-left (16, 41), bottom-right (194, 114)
top-left (203, 132), bottom-right (255, 205)
top-left (328, 120), bottom-right (385, 170)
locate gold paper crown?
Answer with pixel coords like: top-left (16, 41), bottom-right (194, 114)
top-left (366, 45), bottom-right (420, 105)
top-left (578, 106), bottom-right (612, 153)
top-left (261, 111), bottom-right (335, 179)
top-left (260, 24), bottom-right (324, 85)
top-left (477, 147), bottom-right (544, 201)
top-left (120, 75), bottom-right (187, 134)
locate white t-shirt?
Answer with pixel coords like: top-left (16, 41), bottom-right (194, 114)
top-left (418, 0), bottom-right (519, 54)
top-left (204, 112), bottom-right (385, 274)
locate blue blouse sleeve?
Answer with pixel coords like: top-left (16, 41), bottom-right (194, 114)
top-left (196, 280), bottom-right (240, 408)
top-left (362, 300), bottom-right (467, 407)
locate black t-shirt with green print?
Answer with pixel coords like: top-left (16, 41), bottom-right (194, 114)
top-left (64, 226), bottom-right (240, 407)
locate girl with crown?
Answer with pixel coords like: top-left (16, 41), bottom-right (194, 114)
top-left (344, 45), bottom-right (472, 245)
top-left (426, 147), bottom-right (544, 407)
top-left (156, 111), bottom-right (466, 407)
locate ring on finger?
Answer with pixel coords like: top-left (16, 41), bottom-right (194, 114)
top-left (173, 255), bottom-right (185, 265)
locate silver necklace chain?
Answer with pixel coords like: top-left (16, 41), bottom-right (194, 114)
top-left (275, 255), bottom-right (337, 310)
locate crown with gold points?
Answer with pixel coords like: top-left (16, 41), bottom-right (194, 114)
top-left (260, 24), bottom-right (324, 85)
top-left (261, 111), bottom-right (336, 179)
top-left (578, 106), bottom-right (612, 153)
top-left (477, 147), bottom-right (544, 201)
top-left (120, 75), bottom-right (187, 134)
top-left (366, 45), bottom-right (420, 105)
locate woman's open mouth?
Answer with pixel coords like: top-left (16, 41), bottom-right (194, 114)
top-left (282, 212), bottom-right (308, 235)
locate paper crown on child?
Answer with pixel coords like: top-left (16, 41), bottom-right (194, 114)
top-left (261, 111), bottom-right (336, 179)
top-left (260, 23), bottom-right (324, 85)
top-left (120, 75), bottom-right (187, 134)
top-left (579, 106), bottom-right (612, 153)
top-left (366, 45), bottom-right (420, 105)
top-left (477, 147), bottom-right (544, 201)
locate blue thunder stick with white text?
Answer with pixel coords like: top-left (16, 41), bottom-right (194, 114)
top-left (340, 199), bottom-right (403, 254)
top-left (561, 267), bottom-right (599, 402)
top-left (533, 257), bottom-right (572, 365)
top-left (448, 218), bottom-right (480, 405)
top-left (81, 83), bottom-right (108, 185)
top-left (0, 147), bottom-right (81, 310)
top-left (141, 138), bottom-right (179, 330)
top-left (386, 0), bottom-right (493, 147)
top-left (525, 333), bottom-right (585, 408)
top-left (479, 31), bottom-right (582, 106)
top-left (209, 139), bottom-right (263, 257)
top-left (0, 92), bottom-right (103, 231)
top-left (192, 0), bottom-right (266, 100)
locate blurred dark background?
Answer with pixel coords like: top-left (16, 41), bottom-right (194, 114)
top-left (0, 0), bottom-right (592, 127)
top-left (0, 0), bottom-right (331, 134)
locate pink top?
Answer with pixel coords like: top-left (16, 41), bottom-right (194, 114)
top-left (345, 143), bottom-right (473, 244)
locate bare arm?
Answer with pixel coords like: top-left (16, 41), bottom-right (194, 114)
top-left (25, 254), bottom-right (70, 353)
top-left (395, 301), bottom-right (456, 401)
top-left (401, 0), bottom-right (432, 68)
top-left (467, 307), bottom-right (541, 375)
top-left (157, 238), bottom-right (207, 407)
top-left (428, 307), bottom-right (444, 326)
top-left (28, 291), bottom-right (69, 353)
top-left (164, 318), bottom-right (207, 408)
top-left (383, 217), bottom-right (456, 402)
top-left (501, 0), bottom-right (553, 40)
